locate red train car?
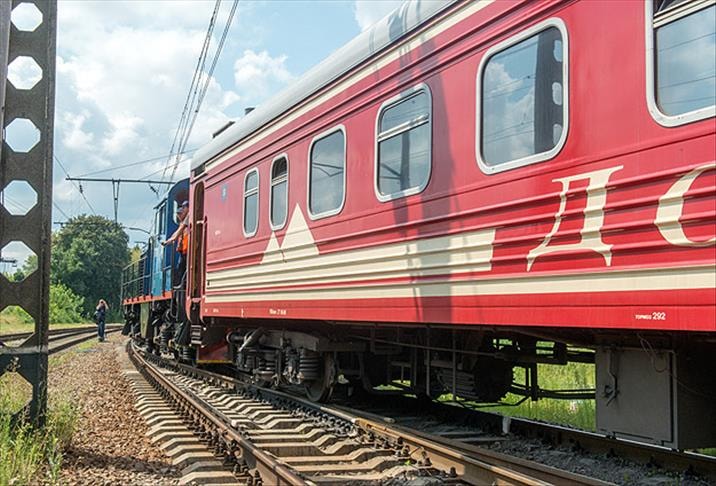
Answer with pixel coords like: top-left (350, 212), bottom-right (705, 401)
top-left (181, 0), bottom-right (715, 448)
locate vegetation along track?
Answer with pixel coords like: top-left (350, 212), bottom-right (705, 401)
top-left (129, 342), bottom-right (609, 485)
top-left (0, 325), bottom-right (122, 354)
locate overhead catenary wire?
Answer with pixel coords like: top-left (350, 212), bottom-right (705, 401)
top-left (0, 194), bottom-right (24, 214)
top-left (52, 201), bottom-right (70, 221)
top-left (140, 157), bottom-right (191, 181)
top-left (75, 148), bottom-right (197, 178)
top-left (54, 155), bottom-right (97, 215)
top-left (161, 0), bottom-right (222, 185)
top-left (123, 156), bottom-right (192, 232)
top-left (127, 1), bottom-right (239, 231)
top-left (170, 0), bottom-right (239, 182)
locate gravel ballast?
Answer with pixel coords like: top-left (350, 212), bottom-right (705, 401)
top-left (49, 333), bottom-right (181, 485)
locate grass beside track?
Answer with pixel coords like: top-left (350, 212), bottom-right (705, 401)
top-left (0, 379), bottom-right (79, 485)
top-left (0, 320), bottom-right (95, 337)
top-left (0, 331), bottom-right (93, 485)
top-left (430, 362), bottom-right (596, 431)
top-left (0, 306), bottom-right (93, 335)
top-left (488, 361), bottom-right (596, 431)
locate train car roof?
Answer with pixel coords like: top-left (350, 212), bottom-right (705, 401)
top-left (191, 0), bottom-right (455, 172)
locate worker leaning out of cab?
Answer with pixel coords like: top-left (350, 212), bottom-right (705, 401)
top-left (162, 200), bottom-right (189, 287)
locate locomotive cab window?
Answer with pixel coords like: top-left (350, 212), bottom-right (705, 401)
top-left (156, 202), bottom-right (166, 236)
top-left (308, 127), bottom-right (345, 219)
top-left (647, 0), bottom-right (716, 126)
top-left (243, 169), bottom-right (259, 237)
top-left (477, 19), bottom-right (568, 174)
top-left (376, 85), bottom-right (432, 200)
top-left (270, 155), bottom-right (288, 229)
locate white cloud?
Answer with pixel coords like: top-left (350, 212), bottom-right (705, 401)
top-left (7, 56), bottom-right (42, 90)
top-left (353, 0), bottom-right (405, 31)
top-left (233, 49), bottom-right (294, 99)
top-left (102, 112), bottom-right (144, 156)
top-left (55, 5), bottom-right (243, 161)
top-left (52, 0), bottom-right (245, 230)
top-left (62, 110), bottom-right (94, 151)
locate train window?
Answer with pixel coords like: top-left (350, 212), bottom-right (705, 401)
top-left (243, 168), bottom-right (259, 237)
top-left (270, 155), bottom-right (288, 229)
top-left (376, 85), bottom-right (432, 201)
top-left (477, 19), bottom-right (568, 174)
top-left (308, 127), bottom-right (345, 219)
top-left (157, 202), bottom-right (166, 235)
top-left (647, 0), bottom-right (715, 126)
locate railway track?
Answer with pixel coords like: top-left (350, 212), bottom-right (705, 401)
top-left (129, 342), bottom-right (611, 485)
top-left (329, 391), bottom-right (716, 484)
top-left (0, 325), bottom-right (122, 354)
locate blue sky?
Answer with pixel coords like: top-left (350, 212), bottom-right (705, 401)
top-left (2, 0), bottom-right (404, 268)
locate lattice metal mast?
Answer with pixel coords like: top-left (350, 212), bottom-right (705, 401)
top-left (0, 0), bottom-right (57, 425)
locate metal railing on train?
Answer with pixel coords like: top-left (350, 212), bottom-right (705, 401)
top-left (121, 245), bottom-right (178, 302)
top-left (122, 255), bottom-right (148, 302)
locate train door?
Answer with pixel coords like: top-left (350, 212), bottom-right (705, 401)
top-left (151, 201), bottom-right (167, 296)
top-left (189, 182), bottom-right (205, 300)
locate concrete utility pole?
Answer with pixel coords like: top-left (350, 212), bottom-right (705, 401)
top-left (0, 0), bottom-right (57, 425)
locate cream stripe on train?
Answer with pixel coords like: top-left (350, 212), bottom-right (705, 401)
top-left (206, 206), bottom-right (496, 291)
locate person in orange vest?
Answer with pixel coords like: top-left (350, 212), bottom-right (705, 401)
top-left (162, 200), bottom-right (190, 288)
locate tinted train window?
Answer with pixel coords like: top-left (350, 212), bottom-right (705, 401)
top-left (654, 2), bottom-right (715, 117)
top-left (376, 87), bottom-right (431, 200)
top-left (309, 128), bottom-right (345, 218)
top-left (270, 156), bottom-right (288, 229)
top-left (243, 169), bottom-right (259, 236)
top-left (479, 21), bottom-right (567, 173)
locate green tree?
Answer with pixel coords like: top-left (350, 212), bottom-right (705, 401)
top-left (10, 268), bottom-right (25, 282)
top-left (51, 215), bottom-right (129, 316)
top-left (130, 244), bottom-right (144, 263)
top-left (22, 254), bottom-right (38, 275)
top-left (49, 283), bottom-right (85, 324)
top-left (0, 255), bottom-right (38, 282)
top-left (5, 255), bottom-right (38, 282)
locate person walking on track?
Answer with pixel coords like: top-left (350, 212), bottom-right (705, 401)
top-left (95, 299), bottom-right (108, 342)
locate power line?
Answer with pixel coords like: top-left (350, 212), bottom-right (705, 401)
top-left (162, 0), bottom-right (221, 184)
top-left (52, 201), bottom-right (70, 220)
top-left (74, 148), bottom-right (197, 178)
top-left (123, 159), bottom-right (189, 233)
top-left (54, 155), bottom-right (98, 215)
top-left (0, 194), bottom-right (23, 214)
top-left (140, 157), bottom-right (190, 182)
top-left (64, 177), bottom-right (174, 223)
top-left (172, 0), bottom-right (239, 182)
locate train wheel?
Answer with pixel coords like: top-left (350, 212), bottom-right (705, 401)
top-left (305, 354), bottom-right (336, 402)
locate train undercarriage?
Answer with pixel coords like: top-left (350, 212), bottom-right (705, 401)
top-left (123, 308), bottom-right (716, 450)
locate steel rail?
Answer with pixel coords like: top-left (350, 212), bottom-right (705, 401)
top-left (396, 397), bottom-right (716, 483)
top-left (335, 391), bottom-right (716, 484)
top-left (128, 343), bottom-right (308, 486)
top-left (0, 325), bottom-right (121, 343)
top-left (48, 328), bottom-right (122, 355)
top-left (170, 358), bottom-right (716, 484)
top-left (501, 414), bottom-right (716, 483)
top-left (354, 416), bottom-right (608, 486)
top-left (160, 356), bottom-right (603, 485)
